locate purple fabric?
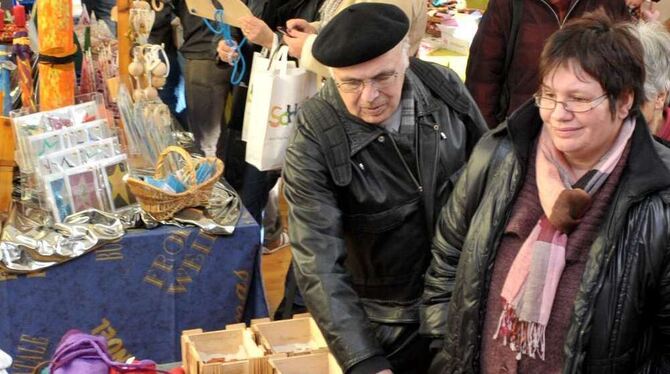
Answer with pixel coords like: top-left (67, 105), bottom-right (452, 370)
top-left (50, 330), bottom-right (159, 374)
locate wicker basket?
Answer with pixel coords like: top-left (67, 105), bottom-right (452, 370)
top-left (126, 146), bottom-right (224, 221)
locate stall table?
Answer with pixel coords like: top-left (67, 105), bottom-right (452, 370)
top-left (0, 210), bottom-right (268, 373)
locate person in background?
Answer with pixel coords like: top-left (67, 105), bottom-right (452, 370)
top-left (423, 10), bottom-right (670, 373)
top-left (82, 0), bottom-right (117, 34)
top-left (465, 0), bottom-right (629, 128)
top-left (163, 0), bottom-right (232, 158)
top-left (149, 2), bottom-right (188, 130)
top-left (635, 21), bottom-right (670, 141)
top-left (281, 0), bottom-right (426, 77)
top-left (215, 0), bottom-right (323, 255)
top-left (283, 4), bottom-right (486, 373)
top-left (626, 0), bottom-right (662, 21)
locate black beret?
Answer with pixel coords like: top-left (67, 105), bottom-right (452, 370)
top-left (312, 3), bottom-right (410, 67)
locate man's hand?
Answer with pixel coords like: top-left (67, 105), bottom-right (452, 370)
top-left (376, 370), bottom-right (393, 374)
top-left (240, 16), bottom-right (274, 49)
top-left (216, 39), bottom-right (237, 65)
top-left (282, 30), bottom-right (310, 58)
top-left (286, 18), bottom-right (317, 34)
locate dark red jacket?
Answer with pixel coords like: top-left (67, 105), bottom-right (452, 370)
top-left (465, 0), bottom-right (629, 128)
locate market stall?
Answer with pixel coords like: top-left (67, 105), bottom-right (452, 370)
top-left (0, 0), bottom-right (269, 371)
top-left (0, 215), bottom-right (266, 369)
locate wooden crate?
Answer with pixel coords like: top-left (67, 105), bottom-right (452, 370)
top-left (269, 352), bottom-right (342, 374)
top-left (251, 314), bottom-right (328, 357)
top-left (181, 324), bottom-right (267, 374)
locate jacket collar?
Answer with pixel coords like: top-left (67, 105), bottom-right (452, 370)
top-left (319, 74), bottom-right (434, 155)
top-left (502, 100), bottom-right (670, 199)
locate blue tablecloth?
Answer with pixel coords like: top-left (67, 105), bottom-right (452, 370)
top-left (0, 211), bottom-right (268, 373)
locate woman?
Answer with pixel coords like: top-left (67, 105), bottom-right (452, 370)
top-left (636, 21), bottom-right (670, 141)
top-left (421, 11), bottom-right (670, 373)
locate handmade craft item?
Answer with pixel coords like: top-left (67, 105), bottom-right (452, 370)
top-left (37, 0), bottom-right (76, 57)
top-left (0, 45), bottom-right (15, 116)
top-left (38, 0), bottom-right (76, 110)
top-left (12, 3), bottom-right (35, 111)
top-left (38, 62), bottom-right (76, 111)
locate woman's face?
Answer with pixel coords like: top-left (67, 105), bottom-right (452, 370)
top-left (539, 62), bottom-right (633, 170)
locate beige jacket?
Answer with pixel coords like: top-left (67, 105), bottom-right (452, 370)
top-left (299, 0), bottom-right (427, 77)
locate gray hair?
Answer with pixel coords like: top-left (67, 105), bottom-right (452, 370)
top-left (635, 21), bottom-right (670, 105)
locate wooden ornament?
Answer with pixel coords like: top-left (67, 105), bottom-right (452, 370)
top-left (133, 88), bottom-right (145, 101)
top-left (151, 62), bottom-right (167, 77)
top-left (128, 60), bottom-right (144, 76)
top-left (151, 76), bottom-right (166, 88)
top-left (144, 86), bottom-right (158, 100)
top-left (132, 0), bottom-right (151, 10)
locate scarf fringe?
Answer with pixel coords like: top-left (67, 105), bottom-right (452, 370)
top-left (493, 302), bottom-right (546, 361)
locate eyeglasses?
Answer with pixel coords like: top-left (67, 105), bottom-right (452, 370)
top-left (335, 72), bottom-right (398, 94)
top-left (534, 93), bottom-right (608, 113)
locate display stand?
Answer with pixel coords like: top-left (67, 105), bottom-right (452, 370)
top-left (117, 0), bottom-right (131, 87)
top-left (0, 117), bottom-right (14, 217)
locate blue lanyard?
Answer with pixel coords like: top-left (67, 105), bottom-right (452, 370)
top-left (203, 9), bottom-right (247, 86)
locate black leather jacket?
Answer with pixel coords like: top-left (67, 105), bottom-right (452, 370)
top-left (422, 101), bottom-right (670, 373)
top-left (283, 67), bottom-right (486, 372)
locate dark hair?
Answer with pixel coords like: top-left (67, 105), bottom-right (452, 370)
top-left (539, 9), bottom-right (645, 119)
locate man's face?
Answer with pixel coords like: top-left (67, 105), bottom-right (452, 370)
top-left (331, 45), bottom-right (407, 124)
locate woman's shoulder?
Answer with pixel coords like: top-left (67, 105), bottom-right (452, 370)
top-left (471, 125), bottom-right (513, 159)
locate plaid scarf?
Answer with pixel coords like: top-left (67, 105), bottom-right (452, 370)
top-left (493, 118), bottom-right (636, 360)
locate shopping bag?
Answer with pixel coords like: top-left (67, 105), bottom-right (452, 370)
top-left (241, 47), bottom-right (296, 142)
top-left (49, 330), bottom-right (161, 374)
top-left (244, 45), bottom-right (318, 171)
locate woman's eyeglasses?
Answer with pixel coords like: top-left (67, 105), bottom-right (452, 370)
top-left (534, 93), bottom-right (608, 113)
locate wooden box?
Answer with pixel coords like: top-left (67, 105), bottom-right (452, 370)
top-left (269, 352), bottom-right (342, 374)
top-left (181, 324), bottom-right (266, 374)
top-left (251, 314), bottom-right (328, 356)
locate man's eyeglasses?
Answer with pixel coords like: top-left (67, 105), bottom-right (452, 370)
top-left (336, 72), bottom-right (398, 94)
top-left (534, 93), bottom-right (608, 113)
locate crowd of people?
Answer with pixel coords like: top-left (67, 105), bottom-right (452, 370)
top-left (90, 0), bottom-right (670, 372)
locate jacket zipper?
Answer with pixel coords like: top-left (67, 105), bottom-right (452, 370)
top-left (538, 0), bottom-right (581, 28)
top-left (388, 133), bottom-right (423, 193)
top-left (431, 124), bottom-right (440, 194)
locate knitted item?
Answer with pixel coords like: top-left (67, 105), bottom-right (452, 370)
top-left (494, 118), bottom-right (636, 360)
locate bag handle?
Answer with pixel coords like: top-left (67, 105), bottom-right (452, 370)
top-left (260, 32), bottom-right (283, 58)
top-left (155, 145), bottom-right (196, 186)
top-left (267, 44), bottom-right (290, 76)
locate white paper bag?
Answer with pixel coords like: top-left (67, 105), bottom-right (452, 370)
top-left (244, 46), bottom-right (318, 171)
top-left (242, 46), bottom-right (296, 142)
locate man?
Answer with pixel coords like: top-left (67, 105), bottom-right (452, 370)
top-left (282, 4), bottom-right (487, 373)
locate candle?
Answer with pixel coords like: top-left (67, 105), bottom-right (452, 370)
top-left (13, 4), bottom-right (25, 28)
